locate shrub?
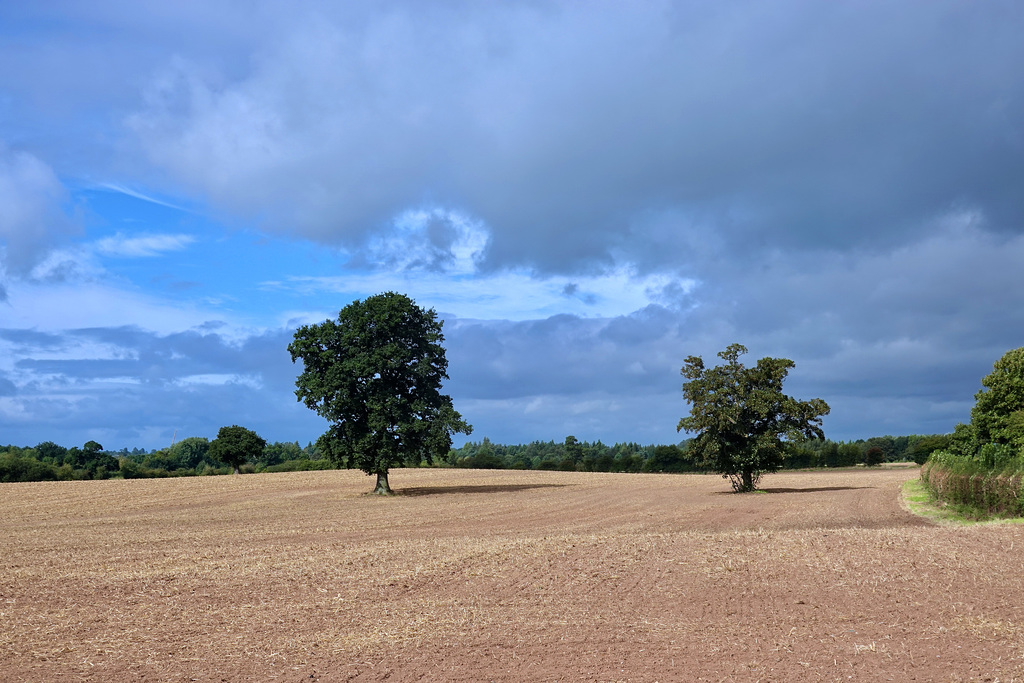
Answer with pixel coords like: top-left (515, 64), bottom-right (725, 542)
top-left (907, 435), bottom-right (951, 466)
top-left (864, 446), bottom-right (885, 467)
top-left (0, 453), bottom-right (59, 482)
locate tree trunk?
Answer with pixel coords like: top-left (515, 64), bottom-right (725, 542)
top-left (372, 471), bottom-right (394, 495)
top-left (741, 468), bottom-right (753, 492)
top-left (233, 465), bottom-right (240, 475)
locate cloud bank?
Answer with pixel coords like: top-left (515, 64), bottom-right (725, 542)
top-left (1, 2), bottom-right (1022, 449)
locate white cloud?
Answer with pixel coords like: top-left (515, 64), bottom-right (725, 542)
top-left (362, 208), bottom-right (489, 275)
top-left (94, 232), bottom-right (196, 258)
top-left (3, 279), bottom-right (226, 334)
top-left (256, 204), bottom-right (696, 322)
top-left (0, 146), bottom-right (77, 280)
top-left (96, 183), bottom-right (194, 213)
top-left (272, 265), bottom-right (695, 322)
top-left (173, 373), bottom-right (262, 389)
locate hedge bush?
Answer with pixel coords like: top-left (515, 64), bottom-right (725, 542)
top-left (921, 448), bottom-right (1024, 518)
top-left (259, 458), bottom-right (334, 473)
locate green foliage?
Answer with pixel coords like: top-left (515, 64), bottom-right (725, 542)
top-left (906, 434), bottom-right (951, 465)
top-left (921, 449), bottom-right (1024, 518)
top-left (169, 437), bottom-right (212, 470)
top-left (209, 425), bottom-right (267, 474)
top-left (446, 435), bottom-right (915, 474)
top-left (137, 448), bottom-right (191, 474)
top-left (863, 436), bottom-right (897, 462)
top-left (117, 458), bottom-right (170, 479)
top-left (445, 438), bottom-right (658, 473)
top-left (454, 450), bottom-right (504, 469)
top-left (0, 452), bottom-right (60, 482)
top-left (445, 436), bottom-right (896, 474)
top-left (785, 438), bottom-right (870, 468)
top-left (289, 292), bottom-right (471, 494)
top-left (261, 458), bottom-right (335, 473)
top-left (971, 347), bottom-right (1024, 449)
top-left (257, 441), bottom-right (304, 468)
top-left (946, 421), bottom-right (979, 457)
top-left (563, 436), bottom-right (584, 468)
top-left (863, 446), bottom-right (885, 467)
top-left (34, 441), bottom-right (67, 464)
top-left (0, 440), bottom-right (124, 481)
top-left (2, 438), bottom-right (325, 482)
top-left (920, 347), bottom-right (1024, 517)
top-left (836, 443), bottom-right (863, 467)
top-left (452, 437), bottom-right (503, 469)
top-left (0, 430), bottom-right (943, 484)
top-left (644, 445), bottom-right (690, 473)
top-left (1006, 411), bottom-right (1024, 452)
top-left (678, 343), bottom-right (830, 492)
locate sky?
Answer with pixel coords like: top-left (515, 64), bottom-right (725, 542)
top-left (1, 1), bottom-right (1023, 451)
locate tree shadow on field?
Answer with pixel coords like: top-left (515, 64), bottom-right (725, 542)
top-left (711, 485), bottom-right (873, 496)
top-left (761, 486), bottom-right (872, 494)
top-left (397, 483), bottom-right (567, 497)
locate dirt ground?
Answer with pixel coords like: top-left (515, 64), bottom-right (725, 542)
top-left (2, 466), bottom-right (1023, 682)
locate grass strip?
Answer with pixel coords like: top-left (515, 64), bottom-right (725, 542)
top-left (903, 478), bottom-right (1024, 526)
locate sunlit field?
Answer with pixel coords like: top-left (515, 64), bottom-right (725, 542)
top-left (3, 467), bottom-right (1023, 681)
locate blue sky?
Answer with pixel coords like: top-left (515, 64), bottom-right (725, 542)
top-left (2, 1), bottom-right (1023, 451)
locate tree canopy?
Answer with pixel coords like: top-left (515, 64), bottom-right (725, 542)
top-left (677, 343), bottom-right (830, 492)
top-left (209, 425), bottom-right (266, 474)
top-left (169, 437), bottom-right (211, 470)
top-left (970, 346), bottom-right (1024, 452)
top-left (288, 292), bottom-right (471, 494)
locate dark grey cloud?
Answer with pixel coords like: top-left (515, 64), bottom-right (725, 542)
top-left (92, 1), bottom-right (1023, 276)
top-left (444, 218), bottom-right (1024, 443)
top-left (0, 328), bottom-right (68, 351)
top-left (446, 305), bottom-right (688, 401)
top-left (4, 2), bottom-right (1023, 270)
top-left (6, 2), bottom-right (1023, 274)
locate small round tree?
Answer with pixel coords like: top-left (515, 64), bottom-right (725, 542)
top-left (209, 425), bottom-right (266, 474)
top-left (863, 446), bottom-right (885, 467)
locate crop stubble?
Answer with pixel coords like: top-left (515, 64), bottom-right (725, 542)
top-left (2, 467), bottom-right (1023, 682)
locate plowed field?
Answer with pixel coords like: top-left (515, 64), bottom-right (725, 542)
top-left (2, 467), bottom-right (1023, 682)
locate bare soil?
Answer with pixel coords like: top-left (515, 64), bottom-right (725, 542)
top-left (2, 467), bottom-right (1023, 682)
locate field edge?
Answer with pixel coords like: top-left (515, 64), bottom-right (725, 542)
top-left (902, 477), bottom-right (1024, 526)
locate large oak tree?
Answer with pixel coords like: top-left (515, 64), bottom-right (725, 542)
top-left (678, 343), bottom-right (830, 492)
top-left (288, 292), bottom-right (471, 494)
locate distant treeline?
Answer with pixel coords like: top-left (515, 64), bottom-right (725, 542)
top-left (1, 432), bottom-right (947, 484)
top-left (0, 438), bottom-right (333, 483)
top-left (445, 433), bottom-right (948, 473)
